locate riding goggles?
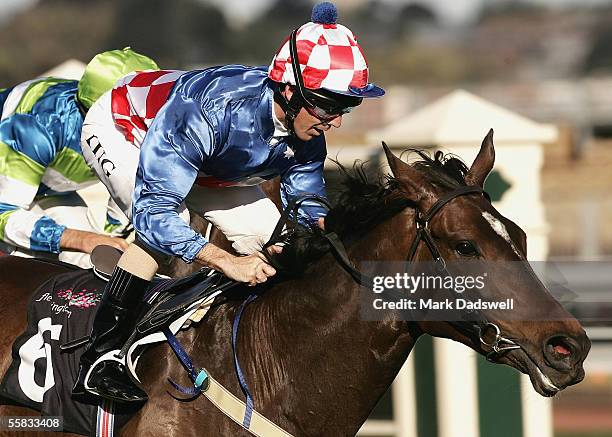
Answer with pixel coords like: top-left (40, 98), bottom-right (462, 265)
top-left (303, 102), bottom-right (355, 122)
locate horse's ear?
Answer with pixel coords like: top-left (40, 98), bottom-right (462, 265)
top-left (382, 142), bottom-right (429, 201)
top-left (465, 128), bottom-right (495, 187)
top-left (382, 141), bottom-right (407, 178)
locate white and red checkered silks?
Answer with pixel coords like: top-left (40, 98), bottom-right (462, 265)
top-left (107, 70), bottom-right (268, 191)
top-left (268, 21), bottom-right (369, 93)
top-left (111, 70), bottom-right (184, 147)
top-left (81, 70), bottom-right (183, 221)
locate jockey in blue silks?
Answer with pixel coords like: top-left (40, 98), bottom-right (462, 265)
top-left (0, 48), bottom-right (158, 267)
top-left (74, 2), bottom-right (385, 403)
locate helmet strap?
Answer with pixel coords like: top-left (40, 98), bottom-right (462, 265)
top-left (274, 86), bottom-right (303, 136)
top-left (273, 28), bottom-right (327, 135)
top-left (272, 28), bottom-right (313, 136)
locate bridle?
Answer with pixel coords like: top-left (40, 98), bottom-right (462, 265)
top-left (404, 185), bottom-right (521, 361)
top-left (265, 187), bottom-right (522, 362)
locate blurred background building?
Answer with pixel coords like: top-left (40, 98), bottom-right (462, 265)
top-left (2, 1), bottom-right (612, 436)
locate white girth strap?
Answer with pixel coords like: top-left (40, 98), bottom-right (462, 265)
top-left (202, 373), bottom-right (295, 437)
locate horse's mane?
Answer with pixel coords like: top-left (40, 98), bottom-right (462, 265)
top-left (269, 149), bottom-right (469, 276)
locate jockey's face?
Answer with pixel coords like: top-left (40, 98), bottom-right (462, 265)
top-left (294, 104), bottom-right (343, 141)
top-left (278, 86), bottom-right (344, 142)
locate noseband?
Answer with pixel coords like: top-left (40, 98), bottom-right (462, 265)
top-left (406, 185), bottom-right (521, 361)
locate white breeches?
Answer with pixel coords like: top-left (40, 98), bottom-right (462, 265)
top-left (0, 193), bottom-right (99, 268)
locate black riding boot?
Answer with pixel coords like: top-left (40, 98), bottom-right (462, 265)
top-left (72, 267), bottom-right (149, 404)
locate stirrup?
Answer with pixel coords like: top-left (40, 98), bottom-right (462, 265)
top-left (84, 351), bottom-right (148, 404)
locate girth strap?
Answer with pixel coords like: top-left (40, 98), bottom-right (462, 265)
top-left (164, 327), bottom-right (295, 437)
top-left (203, 375), bottom-right (295, 437)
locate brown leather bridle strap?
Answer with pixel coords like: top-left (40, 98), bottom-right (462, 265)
top-left (407, 185), bottom-right (485, 268)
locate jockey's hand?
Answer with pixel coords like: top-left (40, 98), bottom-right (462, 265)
top-left (60, 229), bottom-right (129, 254)
top-left (197, 243), bottom-right (277, 286)
top-left (256, 244), bottom-right (283, 260)
top-left (318, 217), bottom-right (325, 231)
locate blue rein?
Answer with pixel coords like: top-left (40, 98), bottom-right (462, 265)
top-left (232, 293), bottom-right (258, 427)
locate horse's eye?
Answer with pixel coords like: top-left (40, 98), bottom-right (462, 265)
top-left (455, 241), bottom-right (479, 257)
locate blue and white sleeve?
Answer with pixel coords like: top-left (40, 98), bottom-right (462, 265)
top-left (0, 114), bottom-right (65, 253)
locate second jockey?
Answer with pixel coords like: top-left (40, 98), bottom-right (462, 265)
top-left (74, 2), bottom-right (385, 403)
top-left (0, 48), bottom-right (158, 267)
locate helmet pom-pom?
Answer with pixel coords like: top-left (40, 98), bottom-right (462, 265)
top-left (311, 2), bottom-right (338, 25)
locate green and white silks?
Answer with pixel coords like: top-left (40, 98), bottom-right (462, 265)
top-left (0, 48), bottom-right (158, 260)
top-left (0, 79), bottom-right (97, 254)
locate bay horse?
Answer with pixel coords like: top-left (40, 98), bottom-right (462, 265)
top-left (0, 131), bottom-right (590, 436)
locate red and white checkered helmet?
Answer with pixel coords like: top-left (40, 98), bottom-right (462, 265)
top-left (268, 2), bottom-right (384, 99)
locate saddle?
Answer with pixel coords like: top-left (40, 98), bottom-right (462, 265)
top-left (66, 244), bottom-right (238, 354)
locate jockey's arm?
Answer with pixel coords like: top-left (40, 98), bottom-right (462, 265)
top-left (0, 114), bottom-right (126, 254)
top-left (279, 138), bottom-right (328, 228)
top-left (60, 228), bottom-right (128, 253)
top-left (132, 92), bottom-right (276, 285)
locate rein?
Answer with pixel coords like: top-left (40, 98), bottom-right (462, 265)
top-left (262, 194), bottom-right (372, 286)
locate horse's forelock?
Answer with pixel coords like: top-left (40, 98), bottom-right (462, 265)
top-left (408, 149), bottom-right (469, 189)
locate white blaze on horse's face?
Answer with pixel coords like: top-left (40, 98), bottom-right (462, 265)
top-left (482, 212), bottom-right (523, 258)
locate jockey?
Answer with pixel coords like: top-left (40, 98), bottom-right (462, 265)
top-left (0, 48), bottom-right (158, 267)
top-left (74, 2), bottom-right (384, 403)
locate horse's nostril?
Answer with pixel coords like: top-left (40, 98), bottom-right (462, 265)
top-left (545, 336), bottom-right (578, 364)
top-left (554, 344), bottom-right (571, 356)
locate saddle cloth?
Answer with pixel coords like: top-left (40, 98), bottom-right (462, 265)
top-left (0, 268), bottom-right (228, 436)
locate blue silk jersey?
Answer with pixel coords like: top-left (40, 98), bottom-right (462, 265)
top-left (133, 65), bottom-right (328, 262)
top-left (0, 79), bottom-right (99, 253)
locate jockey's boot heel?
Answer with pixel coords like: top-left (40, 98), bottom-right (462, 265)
top-left (71, 267), bottom-right (149, 404)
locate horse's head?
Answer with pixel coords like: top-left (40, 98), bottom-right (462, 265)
top-left (383, 129), bottom-right (590, 397)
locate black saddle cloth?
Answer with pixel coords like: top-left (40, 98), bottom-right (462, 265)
top-left (0, 267), bottom-right (232, 436)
